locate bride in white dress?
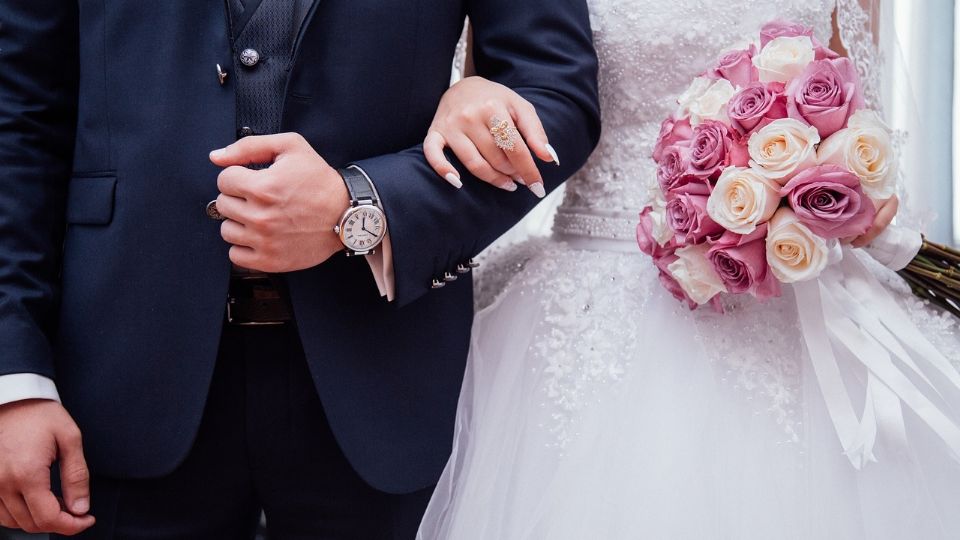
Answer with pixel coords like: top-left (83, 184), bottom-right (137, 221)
top-left (418, 1), bottom-right (960, 538)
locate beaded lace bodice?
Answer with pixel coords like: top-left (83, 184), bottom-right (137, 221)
top-left (472, 0), bottom-right (960, 451)
top-left (553, 0), bottom-right (835, 241)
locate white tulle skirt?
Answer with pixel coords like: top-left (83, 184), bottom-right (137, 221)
top-left (418, 238), bottom-right (960, 540)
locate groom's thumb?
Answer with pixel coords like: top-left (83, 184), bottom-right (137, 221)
top-left (57, 424), bottom-right (91, 515)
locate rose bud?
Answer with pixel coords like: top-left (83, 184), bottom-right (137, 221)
top-left (653, 115), bottom-right (694, 162)
top-left (747, 118), bottom-right (820, 183)
top-left (657, 144), bottom-right (696, 193)
top-left (709, 45), bottom-right (759, 88)
top-left (727, 82), bottom-right (788, 136)
top-left (667, 244), bottom-right (727, 306)
top-left (760, 19), bottom-right (839, 60)
top-left (666, 183), bottom-right (725, 245)
top-left (687, 121), bottom-right (750, 181)
top-left (779, 164), bottom-right (876, 239)
top-left (707, 227), bottom-right (781, 299)
top-left (818, 109), bottom-right (898, 200)
top-left (654, 253), bottom-right (698, 310)
top-left (765, 207), bottom-right (831, 283)
top-left (706, 166), bottom-right (781, 235)
top-left (787, 57), bottom-right (865, 139)
top-left (753, 36), bottom-right (815, 84)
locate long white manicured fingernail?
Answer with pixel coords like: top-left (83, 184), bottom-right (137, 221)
top-left (210, 148), bottom-right (227, 160)
top-left (545, 144), bottom-right (560, 166)
top-left (445, 173), bottom-right (463, 189)
top-left (499, 180), bottom-right (518, 192)
top-left (529, 182), bottom-right (546, 198)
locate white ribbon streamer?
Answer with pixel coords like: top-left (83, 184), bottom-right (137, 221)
top-left (794, 246), bottom-right (960, 469)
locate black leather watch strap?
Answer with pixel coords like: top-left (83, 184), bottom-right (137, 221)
top-left (339, 165), bottom-right (378, 207)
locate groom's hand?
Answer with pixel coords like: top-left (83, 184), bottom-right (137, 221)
top-left (210, 133), bottom-right (350, 272)
top-left (0, 399), bottom-right (95, 535)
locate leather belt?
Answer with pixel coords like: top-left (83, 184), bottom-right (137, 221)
top-left (227, 274), bottom-right (293, 326)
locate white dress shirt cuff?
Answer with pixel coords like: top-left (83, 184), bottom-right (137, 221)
top-left (365, 232), bottom-right (396, 301)
top-left (0, 374), bottom-right (61, 406)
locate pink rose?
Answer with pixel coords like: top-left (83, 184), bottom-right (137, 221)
top-left (654, 254), bottom-right (698, 310)
top-left (653, 116), bottom-right (694, 162)
top-left (780, 164), bottom-right (876, 239)
top-left (666, 183), bottom-right (724, 245)
top-left (760, 20), bottom-right (839, 60)
top-left (657, 144), bottom-right (696, 193)
top-left (687, 121), bottom-right (750, 181)
top-left (787, 58), bottom-right (865, 138)
top-left (727, 82), bottom-right (788, 137)
top-left (709, 45), bottom-right (759, 88)
top-left (707, 226), bottom-right (781, 300)
top-left (637, 207), bottom-right (674, 259)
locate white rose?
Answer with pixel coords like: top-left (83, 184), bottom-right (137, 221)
top-left (765, 207), bottom-right (830, 283)
top-left (748, 118), bottom-right (820, 183)
top-left (818, 109), bottom-right (898, 200)
top-left (752, 36), bottom-right (815, 83)
top-left (676, 77), bottom-right (713, 119)
top-left (687, 79), bottom-right (736, 126)
top-left (706, 167), bottom-right (782, 234)
top-left (648, 191), bottom-right (675, 246)
top-left (667, 244), bottom-right (727, 305)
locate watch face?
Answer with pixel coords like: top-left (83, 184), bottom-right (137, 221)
top-left (340, 206), bottom-right (386, 252)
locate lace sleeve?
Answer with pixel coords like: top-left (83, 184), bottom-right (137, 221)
top-left (451, 20), bottom-right (471, 84)
top-left (835, 0), bottom-right (883, 109)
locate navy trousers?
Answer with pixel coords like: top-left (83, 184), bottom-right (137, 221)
top-left (57, 324), bottom-right (433, 540)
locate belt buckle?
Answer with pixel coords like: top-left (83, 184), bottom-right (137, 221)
top-left (226, 297), bottom-right (287, 326)
top-left (226, 275), bottom-right (292, 326)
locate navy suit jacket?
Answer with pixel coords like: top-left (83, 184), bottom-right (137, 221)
top-left (0, 0), bottom-right (599, 493)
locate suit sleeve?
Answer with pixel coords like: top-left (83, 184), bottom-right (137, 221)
top-left (354, 0), bottom-right (600, 307)
top-left (0, 1), bottom-right (79, 377)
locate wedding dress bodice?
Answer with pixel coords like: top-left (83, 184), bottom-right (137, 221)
top-left (553, 0), bottom-right (835, 241)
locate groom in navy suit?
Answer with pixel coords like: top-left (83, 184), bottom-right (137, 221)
top-left (0, 0), bottom-right (599, 537)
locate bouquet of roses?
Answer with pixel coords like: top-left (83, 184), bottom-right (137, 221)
top-left (637, 20), bottom-right (900, 310)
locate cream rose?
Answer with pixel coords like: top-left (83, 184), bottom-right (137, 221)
top-left (817, 109), bottom-right (898, 200)
top-left (706, 167), bottom-right (782, 234)
top-left (753, 36), bottom-right (815, 83)
top-left (765, 207), bottom-right (830, 283)
top-left (648, 191), bottom-right (675, 246)
top-left (688, 79), bottom-right (736, 125)
top-left (748, 118), bottom-right (820, 183)
top-left (667, 244), bottom-right (727, 305)
top-left (676, 77), bottom-right (712, 119)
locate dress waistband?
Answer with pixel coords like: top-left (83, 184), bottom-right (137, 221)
top-left (552, 208), bottom-right (638, 242)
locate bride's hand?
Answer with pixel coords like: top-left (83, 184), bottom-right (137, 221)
top-left (851, 195), bottom-right (900, 248)
top-left (423, 76), bottom-right (559, 197)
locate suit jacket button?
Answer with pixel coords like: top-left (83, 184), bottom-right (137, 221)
top-left (238, 126), bottom-right (255, 138)
top-left (443, 272), bottom-right (458, 282)
top-left (431, 279), bottom-right (446, 289)
top-left (239, 48), bottom-right (260, 67)
top-left (206, 200), bottom-right (225, 221)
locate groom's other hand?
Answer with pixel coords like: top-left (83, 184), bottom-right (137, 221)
top-left (0, 399), bottom-right (95, 535)
top-left (210, 133), bottom-right (350, 273)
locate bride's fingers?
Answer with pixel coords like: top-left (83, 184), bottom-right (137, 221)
top-left (424, 131), bottom-right (463, 189)
top-left (852, 195), bottom-right (899, 248)
top-left (446, 133), bottom-right (516, 190)
top-left (476, 112), bottom-right (544, 197)
top-left (509, 96), bottom-right (557, 166)
top-left (494, 113), bottom-right (546, 198)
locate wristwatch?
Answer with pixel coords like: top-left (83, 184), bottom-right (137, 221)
top-left (334, 165), bottom-right (387, 257)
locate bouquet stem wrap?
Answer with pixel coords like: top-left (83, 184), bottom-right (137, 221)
top-left (796, 235), bottom-right (960, 468)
